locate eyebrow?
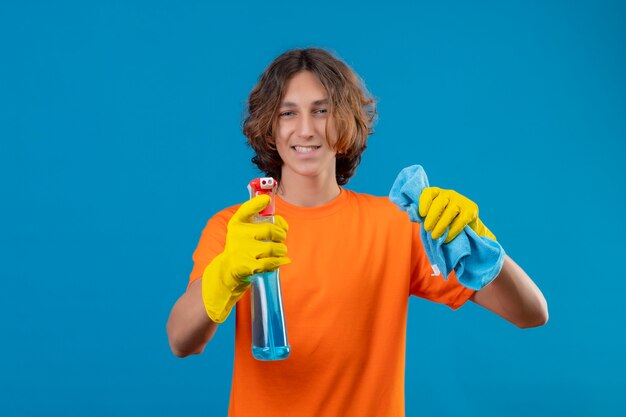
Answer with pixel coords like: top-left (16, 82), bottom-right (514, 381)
top-left (280, 98), bottom-right (329, 108)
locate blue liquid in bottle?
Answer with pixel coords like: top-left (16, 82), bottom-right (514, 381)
top-left (250, 268), bottom-right (290, 360)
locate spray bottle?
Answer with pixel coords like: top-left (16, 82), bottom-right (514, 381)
top-left (247, 177), bottom-right (290, 361)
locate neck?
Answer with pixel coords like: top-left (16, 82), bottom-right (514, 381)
top-left (278, 169), bottom-right (341, 207)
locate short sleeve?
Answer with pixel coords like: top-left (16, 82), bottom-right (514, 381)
top-left (409, 222), bottom-right (475, 310)
top-left (187, 206), bottom-right (238, 289)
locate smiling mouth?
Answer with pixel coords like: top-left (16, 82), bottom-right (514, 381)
top-left (291, 146), bottom-right (321, 153)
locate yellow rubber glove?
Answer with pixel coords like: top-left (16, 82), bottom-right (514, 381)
top-left (419, 186), bottom-right (496, 244)
top-left (201, 195), bottom-right (290, 323)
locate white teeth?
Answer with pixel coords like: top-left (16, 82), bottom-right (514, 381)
top-left (293, 146), bottom-right (320, 153)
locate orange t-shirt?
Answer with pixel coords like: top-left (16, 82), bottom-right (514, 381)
top-left (188, 188), bottom-right (475, 417)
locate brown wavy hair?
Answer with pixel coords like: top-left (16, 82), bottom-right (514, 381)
top-left (242, 48), bottom-right (377, 185)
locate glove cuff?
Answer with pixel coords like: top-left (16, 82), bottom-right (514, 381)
top-left (470, 218), bottom-right (497, 241)
top-left (201, 253), bottom-right (250, 323)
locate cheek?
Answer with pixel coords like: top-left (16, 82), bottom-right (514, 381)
top-left (276, 123), bottom-right (292, 144)
top-left (274, 129), bottom-right (290, 159)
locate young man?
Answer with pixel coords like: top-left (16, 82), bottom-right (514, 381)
top-left (167, 48), bottom-right (548, 416)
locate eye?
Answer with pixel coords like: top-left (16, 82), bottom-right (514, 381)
top-left (279, 111), bottom-right (295, 117)
top-left (314, 109), bottom-right (328, 115)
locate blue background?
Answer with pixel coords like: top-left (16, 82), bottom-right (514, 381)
top-left (1, 1), bottom-right (625, 416)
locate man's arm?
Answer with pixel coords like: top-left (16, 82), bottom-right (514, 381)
top-left (470, 254), bottom-right (548, 328)
top-left (167, 196), bottom-right (291, 357)
top-left (166, 278), bottom-right (218, 357)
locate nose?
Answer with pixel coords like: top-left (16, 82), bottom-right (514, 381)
top-left (296, 113), bottom-right (314, 139)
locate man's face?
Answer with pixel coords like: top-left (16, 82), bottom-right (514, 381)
top-left (275, 70), bottom-right (338, 181)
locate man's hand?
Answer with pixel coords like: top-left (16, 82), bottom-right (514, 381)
top-left (419, 187), bottom-right (496, 243)
top-left (222, 195), bottom-right (290, 280)
top-left (201, 195), bottom-right (290, 323)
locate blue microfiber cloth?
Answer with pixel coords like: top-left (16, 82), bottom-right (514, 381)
top-left (389, 165), bottom-right (505, 290)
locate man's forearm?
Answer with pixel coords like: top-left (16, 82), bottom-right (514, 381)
top-left (470, 255), bottom-right (549, 328)
top-left (166, 279), bottom-right (219, 357)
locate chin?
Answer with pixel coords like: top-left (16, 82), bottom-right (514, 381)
top-left (285, 164), bottom-right (330, 179)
